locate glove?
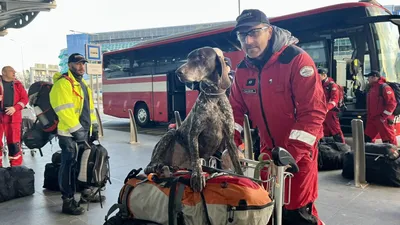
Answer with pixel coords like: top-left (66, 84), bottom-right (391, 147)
top-left (90, 124), bottom-right (99, 143)
top-left (71, 127), bottom-right (87, 143)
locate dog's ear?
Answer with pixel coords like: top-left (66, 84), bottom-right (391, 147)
top-left (212, 48), bottom-right (231, 90)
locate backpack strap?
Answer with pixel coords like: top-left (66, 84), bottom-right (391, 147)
top-left (379, 83), bottom-right (389, 105)
top-left (61, 73), bottom-right (83, 100)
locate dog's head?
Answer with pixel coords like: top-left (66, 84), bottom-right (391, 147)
top-left (175, 47), bottom-right (231, 90)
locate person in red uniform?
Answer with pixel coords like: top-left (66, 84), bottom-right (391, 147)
top-left (364, 70), bottom-right (397, 145)
top-left (318, 68), bottom-right (345, 143)
top-left (229, 9), bottom-right (326, 225)
top-left (0, 66), bottom-right (28, 167)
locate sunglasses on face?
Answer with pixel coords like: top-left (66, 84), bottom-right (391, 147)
top-left (236, 27), bottom-right (269, 42)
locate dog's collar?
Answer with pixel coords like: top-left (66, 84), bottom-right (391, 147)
top-left (199, 81), bottom-right (226, 96)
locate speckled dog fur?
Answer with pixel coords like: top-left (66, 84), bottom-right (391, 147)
top-left (144, 47), bottom-right (243, 192)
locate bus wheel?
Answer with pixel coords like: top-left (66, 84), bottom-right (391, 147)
top-left (134, 103), bottom-right (150, 127)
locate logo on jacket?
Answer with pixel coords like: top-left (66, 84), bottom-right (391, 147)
top-left (243, 89), bottom-right (257, 94)
top-left (246, 78), bottom-right (256, 86)
top-left (300, 66), bottom-right (314, 77)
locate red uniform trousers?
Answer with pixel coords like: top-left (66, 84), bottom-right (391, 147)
top-left (261, 144), bottom-right (321, 225)
top-left (0, 114), bottom-right (22, 167)
top-left (323, 110), bottom-right (345, 143)
top-left (365, 116), bottom-right (397, 145)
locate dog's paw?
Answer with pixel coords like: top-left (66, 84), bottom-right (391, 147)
top-left (190, 169), bottom-right (206, 192)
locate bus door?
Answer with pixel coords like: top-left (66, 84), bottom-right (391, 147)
top-left (167, 70), bottom-right (186, 122)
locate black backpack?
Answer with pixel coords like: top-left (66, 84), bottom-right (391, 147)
top-left (380, 82), bottom-right (400, 116)
top-left (76, 141), bottom-right (111, 209)
top-left (24, 75), bottom-right (74, 151)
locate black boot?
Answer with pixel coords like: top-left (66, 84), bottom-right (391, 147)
top-left (62, 198), bottom-right (85, 215)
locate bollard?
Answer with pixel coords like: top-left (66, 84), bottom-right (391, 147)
top-left (174, 111), bottom-right (182, 129)
top-left (95, 108), bottom-right (104, 138)
top-left (351, 119), bottom-right (368, 188)
top-left (128, 109), bottom-right (138, 144)
top-left (243, 114), bottom-right (253, 160)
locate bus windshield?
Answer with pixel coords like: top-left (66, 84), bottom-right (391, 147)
top-left (368, 7), bottom-right (400, 81)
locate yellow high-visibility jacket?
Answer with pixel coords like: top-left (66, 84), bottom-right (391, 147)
top-left (49, 70), bottom-right (97, 137)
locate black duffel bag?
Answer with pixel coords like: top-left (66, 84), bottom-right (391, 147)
top-left (0, 168), bottom-right (16, 203)
top-left (342, 143), bottom-right (400, 187)
top-left (0, 166), bottom-right (35, 203)
top-left (8, 166), bottom-right (35, 197)
top-left (318, 140), bottom-right (351, 171)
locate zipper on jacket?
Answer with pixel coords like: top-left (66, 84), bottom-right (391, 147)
top-left (258, 71), bottom-right (276, 148)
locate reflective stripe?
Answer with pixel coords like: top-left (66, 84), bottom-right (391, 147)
top-left (69, 124), bottom-right (82, 133)
top-left (9, 155), bottom-right (22, 160)
top-left (54, 103), bottom-right (74, 113)
top-left (58, 129), bottom-right (73, 137)
top-left (383, 110), bottom-right (392, 116)
top-left (234, 123), bottom-right (244, 133)
top-left (331, 88), bottom-right (337, 91)
top-left (289, 129), bottom-right (316, 146)
top-left (328, 101), bottom-right (336, 107)
top-left (17, 102), bottom-right (25, 108)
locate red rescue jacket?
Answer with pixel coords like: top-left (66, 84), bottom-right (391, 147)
top-left (367, 77), bottom-right (397, 120)
top-left (229, 26), bottom-right (327, 163)
top-left (0, 77), bottom-right (28, 123)
top-left (322, 77), bottom-right (339, 111)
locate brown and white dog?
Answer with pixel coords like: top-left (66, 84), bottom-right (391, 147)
top-left (144, 47), bottom-right (243, 192)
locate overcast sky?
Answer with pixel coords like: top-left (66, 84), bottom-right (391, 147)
top-left (0, 0), bottom-right (397, 72)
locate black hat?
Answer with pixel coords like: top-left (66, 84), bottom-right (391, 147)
top-left (364, 70), bottom-right (381, 77)
top-left (317, 68), bottom-right (327, 74)
top-left (232, 9), bottom-right (270, 34)
top-left (68, 53), bottom-right (88, 63)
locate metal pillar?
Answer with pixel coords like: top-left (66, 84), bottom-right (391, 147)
top-left (95, 108), bottom-right (104, 138)
top-left (351, 119), bottom-right (368, 188)
top-left (128, 109), bottom-right (138, 144)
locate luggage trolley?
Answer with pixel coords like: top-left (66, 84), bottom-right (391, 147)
top-left (185, 113), bottom-right (299, 225)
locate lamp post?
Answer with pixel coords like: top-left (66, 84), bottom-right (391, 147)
top-left (238, 0), bottom-right (241, 15)
top-left (9, 39), bottom-right (28, 85)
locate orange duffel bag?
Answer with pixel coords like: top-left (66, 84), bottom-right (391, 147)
top-left (104, 168), bottom-right (274, 225)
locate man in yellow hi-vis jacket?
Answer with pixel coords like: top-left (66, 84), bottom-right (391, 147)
top-left (50, 53), bottom-right (103, 215)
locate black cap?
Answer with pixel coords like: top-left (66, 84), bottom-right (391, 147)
top-left (232, 9), bottom-right (270, 34)
top-left (364, 70), bottom-right (381, 77)
top-left (68, 53), bottom-right (88, 64)
top-left (318, 68), bottom-right (327, 74)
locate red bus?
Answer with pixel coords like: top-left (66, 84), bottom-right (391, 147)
top-left (102, 1), bottom-right (400, 135)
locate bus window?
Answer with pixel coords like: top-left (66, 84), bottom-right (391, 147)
top-left (103, 52), bottom-right (131, 79)
top-left (367, 6), bottom-right (400, 82)
top-left (132, 58), bottom-right (155, 76)
top-left (371, 21), bottom-right (400, 81)
top-left (333, 37), bottom-right (354, 61)
top-left (297, 40), bottom-right (328, 69)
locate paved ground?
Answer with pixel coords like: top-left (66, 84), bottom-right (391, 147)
top-left (0, 113), bottom-right (399, 225)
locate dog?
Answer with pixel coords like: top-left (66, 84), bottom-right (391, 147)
top-left (144, 47), bottom-right (244, 192)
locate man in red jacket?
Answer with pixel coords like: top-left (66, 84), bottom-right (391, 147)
top-left (318, 68), bottom-right (345, 143)
top-left (229, 9), bottom-right (326, 225)
top-left (364, 70), bottom-right (397, 145)
top-left (0, 66), bottom-right (28, 167)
